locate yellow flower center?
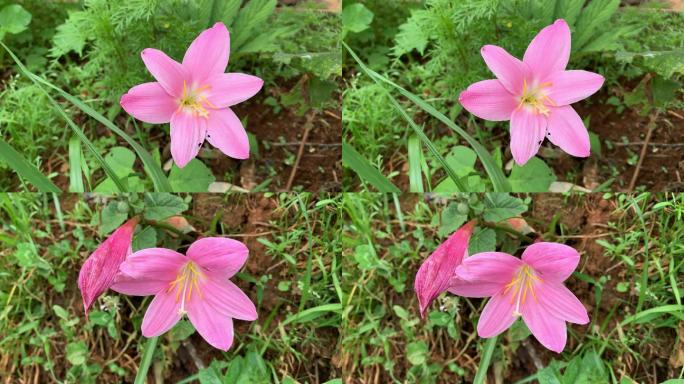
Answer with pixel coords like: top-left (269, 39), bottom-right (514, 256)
top-left (503, 264), bottom-right (543, 317)
top-left (517, 79), bottom-right (555, 116)
top-left (167, 261), bottom-right (204, 315)
top-left (178, 81), bottom-right (216, 118)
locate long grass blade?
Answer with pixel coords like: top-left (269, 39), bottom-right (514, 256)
top-left (68, 135), bottom-right (85, 192)
top-left (342, 142), bottom-right (401, 193)
top-left (1, 42), bottom-right (127, 192)
top-left (344, 42), bottom-right (511, 192)
top-left (1, 42), bottom-right (171, 192)
top-left (407, 134), bottom-right (424, 193)
top-left (0, 138), bottom-right (60, 192)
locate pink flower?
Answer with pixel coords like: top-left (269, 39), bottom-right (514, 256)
top-left (459, 19), bottom-right (604, 165)
top-left (450, 242), bottom-right (589, 353)
top-left (414, 221), bottom-right (475, 318)
top-left (120, 23), bottom-right (264, 168)
top-left (78, 218), bottom-right (139, 317)
top-left (111, 237), bottom-right (257, 351)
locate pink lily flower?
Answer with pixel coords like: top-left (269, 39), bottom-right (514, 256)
top-left (414, 221), bottom-right (475, 318)
top-left (110, 237), bottom-right (257, 351)
top-left (450, 242), bottom-right (589, 353)
top-left (78, 217), bottom-right (139, 317)
top-left (459, 19), bottom-right (604, 165)
top-left (120, 22), bottom-right (263, 168)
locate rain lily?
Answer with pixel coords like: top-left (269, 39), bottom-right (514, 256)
top-left (111, 237), bottom-right (257, 351)
top-left (78, 218), bottom-right (139, 317)
top-left (414, 221), bottom-right (475, 317)
top-left (450, 242), bottom-right (589, 353)
top-left (120, 22), bottom-right (263, 168)
top-left (459, 19), bottom-right (604, 165)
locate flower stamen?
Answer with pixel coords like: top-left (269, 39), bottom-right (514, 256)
top-left (505, 264), bottom-right (542, 317)
top-left (517, 79), bottom-right (554, 117)
top-left (178, 80), bottom-right (213, 118)
top-left (167, 261), bottom-right (204, 315)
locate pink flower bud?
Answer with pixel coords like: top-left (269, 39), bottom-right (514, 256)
top-left (78, 217), bottom-right (139, 317)
top-left (414, 220), bottom-right (475, 318)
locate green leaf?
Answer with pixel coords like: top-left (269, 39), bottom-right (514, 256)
top-left (100, 201), bottom-right (128, 235)
top-left (508, 157), bottom-right (556, 192)
top-left (231, 0), bottom-right (277, 51)
top-left (468, 227), bottom-right (496, 255)
top-left (169, 159), bottom-right (216, 192)
top-left (143, 193), bottom-right (188, 221)
top-left (343, 142), bottom-right (401, 193)
top-left (483, 194), bottom-right (527, 223)
top-left (0, 138), bottom-right (60, 192)
top-left (434, 146), bottom-right (485, 192)
top-left (169, 320), bottom-right (196, 342)
top-left (132, 226), bottom-right (157, 251)
top-left (0, 4), bottom-right (31, 35)
top-left (439, 203), bottom-right (467, 237)
top-left (406, 341), bottom-right (428, 365)
top-left (342, 4), bottom-right (374, 34)
top-left (50, 12), bottom-right (88, 57)
top-left (66, 341), bottom-right (88, 366)
top-left (574, 0), bottom-right (620, 51)
top-left (94, 147), bottom-right (145, 193)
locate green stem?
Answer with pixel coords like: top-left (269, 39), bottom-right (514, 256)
top-left (135, 336), bottom-right (158, 384)
top-left (473, 336), bottom-right (498, 384)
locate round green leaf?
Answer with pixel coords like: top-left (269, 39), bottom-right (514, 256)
top-left (0, 5), bottom-right (32, 35)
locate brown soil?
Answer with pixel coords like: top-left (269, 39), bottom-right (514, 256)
top-left (573, 96), bottom-right (684, 192)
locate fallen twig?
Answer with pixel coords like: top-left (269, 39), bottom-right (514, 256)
top-left (285, 112), bottom-right (315, 191)
top-left (628, 111), bottom-right (660, 192)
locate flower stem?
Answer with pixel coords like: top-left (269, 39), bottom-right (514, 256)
top-left (473, 336), bottom-right (497, 384)
top-left (134, 336), bottom-right (158, 384)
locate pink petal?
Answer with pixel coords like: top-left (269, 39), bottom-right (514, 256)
top-left (182, 22), bottom-right (230, 85)
top-left (521, 242), bottom-right (580, 282)
top-left (523, 19), bottom-right (571, 82)
top-left (205, 108), bottom-right (249, 160)
top-left (78, 218), bottom-right (138, 316)
top-left (545, 70), bottom-right (604, 106)
top-left (110, 272), bottom-right (168, 296)
top-left (509, 107), bottom-right (547, 166)
top-left (480, 45), bottom-right (525, 94)
top-left (546, 106), bottom-right (590, 157)
top-left (454, 252), bottom-right (522, 285)
top-left (458, 80), bottom-right (518, 121)
top-left (120, 82), bottom-right (178, 124)
top-left (521, 292), bottom-right (567, 353)
top-left (141, 48), bottom-right (187, 97)
top-left (447, 278), bottom-right (504, 298)
top-left (205, 73), bottom-right (263, 109)
top-left (201, 278), bottom-right (258, 321)
top-left (118, 248), bottom-right (186, 280)
top-left (186, 237), bottom-right (248, 277)
top-left (187, 295), bottom-right (235, 351)
top-left (170, 111), bottom-right (208, 168)
top-left (141, 290), bottom-right (183, 337)
top-left (414, 221), bottom-right (475, 317)
top-left (477, 290), bottom-right (518, 338)
top-left (536, 282), bottom-right (589, 324)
